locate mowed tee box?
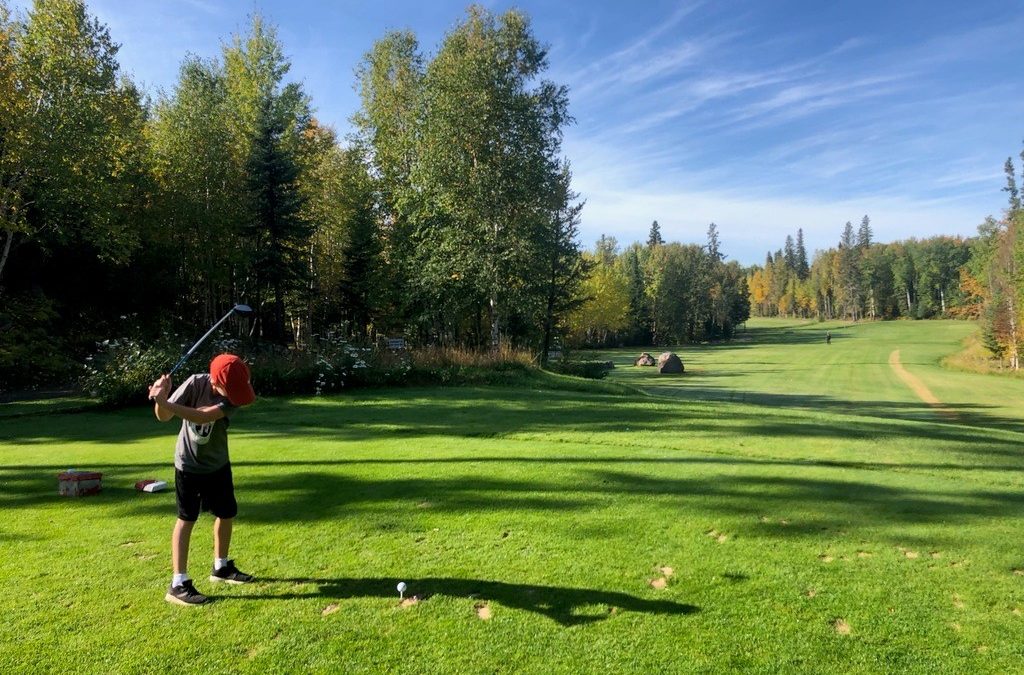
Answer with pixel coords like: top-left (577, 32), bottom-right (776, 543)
top-left (58, 471), bottom-right (103, 497)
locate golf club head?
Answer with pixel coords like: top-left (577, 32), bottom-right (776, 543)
top-left (232, 304), bottom-right (254, 317)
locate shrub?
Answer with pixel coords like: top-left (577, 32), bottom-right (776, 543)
top-left (82, 338), bottom-right (183, 406)
top-left (401, 345), bottom-right (533, 385)
top-left (82, 331), bottom-right (544, 405)
top-left (545, 360), bottom-right (612, 380)
top-left (248, 335), bottom-right (371, 396)
top-left (0, 292), bottom-right (79, 391)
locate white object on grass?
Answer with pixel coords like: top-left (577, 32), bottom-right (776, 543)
top-left (142, 480), bottom-right (168, 493)
top-left (397, 581), bottom-right (407, 599)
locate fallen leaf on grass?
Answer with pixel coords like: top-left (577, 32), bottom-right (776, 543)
top-left (321, 604), bottom-right (340, 616)
top-left (475, 603), bottom-right (492, 620)
top-left (659, 566), bottom-right (674, 577)
top-left (649, 578), bottom-right (668, 590)
top-left (833, 619), bottom-right (851, 635)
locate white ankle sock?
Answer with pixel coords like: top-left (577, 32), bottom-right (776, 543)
top-left (172, 573), bottom-right (189, 586)
top-left (215, 558), bottom-right (229, 570)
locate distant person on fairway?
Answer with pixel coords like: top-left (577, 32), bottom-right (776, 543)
top-left (826, 331), bottom-right (832, 344)
top-left (149, 354), bottom-right (256, 606)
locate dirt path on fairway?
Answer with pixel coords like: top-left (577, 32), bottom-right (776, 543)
top-left (888, 350), bottom-right (958, 421)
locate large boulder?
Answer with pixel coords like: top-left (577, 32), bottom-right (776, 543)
top-left (634, 352), bottom-right (656, 367)
top-left (658, 352), bottom-right (684, 374)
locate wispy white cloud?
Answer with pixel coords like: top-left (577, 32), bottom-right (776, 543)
top-left (554, 3), bottom-right (1024, 260)
top-left (567, 2), bottom-right (710, 95)
top-left (180, 0), bottom-right (226, 16)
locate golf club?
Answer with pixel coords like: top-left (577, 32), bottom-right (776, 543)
top-left (168, 304), bottom-right (253, 376)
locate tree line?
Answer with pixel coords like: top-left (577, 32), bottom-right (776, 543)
top-left (2, 0), bottom-right (1019, 390)
top-left (961, 148), bottom-right (1024, 369)
top-left (565, 222), bottom-right (751, 347)
top-left (0, 1), bottom-right (588, 387)
top-left (748, 219), bottom-right (971, 321)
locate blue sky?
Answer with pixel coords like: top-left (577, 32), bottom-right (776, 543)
top-left (11, 0), bottom-right (1024, 263)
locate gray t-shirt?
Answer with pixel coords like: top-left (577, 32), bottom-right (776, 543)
top-left (169, 374), bottom-right (236, 474)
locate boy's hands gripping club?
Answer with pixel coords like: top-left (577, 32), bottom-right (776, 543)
top-left (149, 374), bottom-right (172, 402)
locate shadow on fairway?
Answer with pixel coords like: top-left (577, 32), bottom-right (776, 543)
top-left (9, 458), bottom-right (1024, 553)
top-left (5, 380), bottom-right (1024, 449)
top-left (240, 576), bottom-right (699, 626)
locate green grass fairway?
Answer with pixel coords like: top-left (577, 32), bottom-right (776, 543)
top-left (3, 319), bottom-right (1024, 673)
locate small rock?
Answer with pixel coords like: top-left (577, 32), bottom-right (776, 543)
top-left (634, 352), bottom-right (656, 367)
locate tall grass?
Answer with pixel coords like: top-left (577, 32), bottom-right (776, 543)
top-left (407, 344), bottom-right (535, 370)
top-left (942, 331), bottom-right (1024, 378)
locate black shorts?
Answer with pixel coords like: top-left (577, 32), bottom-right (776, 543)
top-left (175, 464), bottom-right (238, 521)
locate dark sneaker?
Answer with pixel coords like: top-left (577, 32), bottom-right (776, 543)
top-left (165, 580), bottom-right (210, 606)
top-left (209, 560), bottom-right (254, 584)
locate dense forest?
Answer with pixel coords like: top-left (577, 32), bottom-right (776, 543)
top-left (747, 219), bottom-right (972, 321)
top-left (1, 0), bottom-right (1022, 392)
top-left (565, 223), bottom-right (750, 347)
top-left (0, 1), bottom-right (592, 389)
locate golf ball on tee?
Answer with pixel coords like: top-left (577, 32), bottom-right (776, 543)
top-left (397, 582), bottom-right (407, 594)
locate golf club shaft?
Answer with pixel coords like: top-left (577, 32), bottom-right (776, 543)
top-left (169, 309), bottom-right (237, 376)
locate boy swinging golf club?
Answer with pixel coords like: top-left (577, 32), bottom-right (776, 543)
top-left (150, 353), bottom-right (256, 606)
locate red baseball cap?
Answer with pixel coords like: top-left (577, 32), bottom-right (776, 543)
top-left (209, 354), bottom-right (256, 406)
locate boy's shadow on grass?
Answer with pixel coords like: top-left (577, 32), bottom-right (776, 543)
top-left (242, 577), bottom-right (699, 627)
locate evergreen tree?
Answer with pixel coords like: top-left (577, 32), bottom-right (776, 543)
top-left (837, 221), bottom-right (861, 319)
top-left (795, 228), bottom-right (809, 280)
top-left (1004, 157), bottom-right (1020, 212)
top-left (857, 215), bottom-right (872, 249)
top-left (783, 234), bottom-right (796, 271)
top-left (333, 148), bottom-right (381, 339)
top-left (706, 222), bottom-right (722, 260)
top-left (539, 165), bottom-right (588, 364)
top-left (245, 97), bottom-right (310, 343)
top-left (647, 220), bottom-right (663, 247)
top-left (595, 234), bottom-right (618, 267)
